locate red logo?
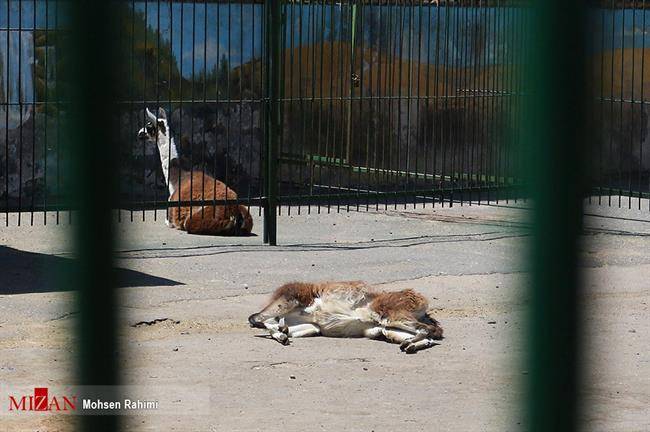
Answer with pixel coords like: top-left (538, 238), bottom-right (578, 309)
top-left (8, 387), bottom-right (77, 412)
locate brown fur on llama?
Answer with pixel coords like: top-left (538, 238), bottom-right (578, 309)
top-left (248, 281), bottom-right (443, 353)
top-left (137, 107), bottom-right (252, 236)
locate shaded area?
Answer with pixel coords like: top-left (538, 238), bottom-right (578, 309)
top-left (0, 246), bottom-right (182, 295)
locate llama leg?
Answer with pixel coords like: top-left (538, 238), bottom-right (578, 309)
top-left (282, 324), bottom-right (321, 338)
top-left (260, 318), bottom-right (289, 345)
top-left (383, 328), bottom-right (434, 354)
top-left (399, 329), bottom-right (428, 352)
top-left (381, 328), bottom-right (417, 345)
top-left (401, 338), bottom-right (438, 354)
top-left (364, 327), bottom-right (385, 340)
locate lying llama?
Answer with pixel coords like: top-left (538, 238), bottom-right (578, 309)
top-left (137, 107), bottom-right (252, 235)
top-left (248, 281), bottom-right (443, 353)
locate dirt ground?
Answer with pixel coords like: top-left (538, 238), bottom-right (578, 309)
top-left (0, 198), bottom-right (648, 431)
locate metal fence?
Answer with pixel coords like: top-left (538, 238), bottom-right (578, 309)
top-left (591, 3), bottom-right (650, 208)
top-left (0, 2), bottom-right (605, 431)
top-left (1, 1), bottom-right (649, 238)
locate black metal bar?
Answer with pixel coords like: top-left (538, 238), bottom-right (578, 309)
top-left (641, 0), bottom-right (647, 210)
top-left (167, 0), bottom-right (173, 224)
top-left (432, 2), bottom-right (440, 208)
top-left (316, 0), bottom-right (325, 214)
top-left (143, 0), bottom-right (149, 222)
top-left (469, 1), bottom-right (480, 205)
top-left (264, 0), bottom-right (280, 245)
top-left (237, 0), bottom-right (244, 213)
top-left (277, 184), bottom-right (522, 204)
top-left (259, 0), bottom-right (265, 218)
top-left (2, 93), bottom-right (530, 105)
top-left (189, 0), bottom-right (196, 223)
top-left (177, 1), bottom-right (184, 219)
top-left (250, 0), bottom-right (258, 216)
top-left (225, 0), bottom-right (232, 217)
top-left (3, 0), bottom-right (9, 226)
top-left (456, 2), bottom-right (465, 207)
top-left (629, 2), bottom-right (636, 208)
top-left (423, 1), bottom-right (433, 208)
top-left (43, 0), bottom-right (49, 224)
top-left (404, 0), bottom-right (413, 209)
top-left (337, 2), bottom-right (344, 213)
top-left (56, 0), bottom-right (61, 223)
top-left (213, 1), bottom-right (222, 217)
top-left (297, 0), bottom-right (305, 214)
top-left (30, 0), bottom-right (36, 225)
top-left (17, 0), bottom-right (23, 226)
top-left (155, 0), bottom-right (161, 222)
top-left (441, 3), bottom-right (450, 206)
top-left (618, 1), bottom-right (625, 207)
top-left (286, 0), bottom-right (294, 215)
top-left (201, 0), bottom-right (207, 220)
top-left (609, 0), bottom-right (615, 206)
top-left (129, 0), bottom-right (135, 223)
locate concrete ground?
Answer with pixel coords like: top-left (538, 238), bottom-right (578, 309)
top-left (0, 198), bottom-right (648, 431)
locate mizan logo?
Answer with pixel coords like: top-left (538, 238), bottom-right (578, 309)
top-left (9, 387), bottom-right (77, 412)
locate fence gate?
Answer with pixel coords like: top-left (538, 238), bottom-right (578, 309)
top-left (1, 1), bottom-right (649, 244)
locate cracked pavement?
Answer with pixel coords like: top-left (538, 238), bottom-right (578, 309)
top-left (0, 198), bottom-right (648, 431)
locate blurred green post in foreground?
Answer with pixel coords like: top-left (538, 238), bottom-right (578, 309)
top-left (525, 0), bottom-right (590, 431)
top-left (67, 1), bottom-right (120, 431)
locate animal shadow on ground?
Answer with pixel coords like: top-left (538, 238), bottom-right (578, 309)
top-left (0, 246), bottom-right (182, 295)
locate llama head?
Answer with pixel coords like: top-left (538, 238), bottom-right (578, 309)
top-left (137, 108), bottom-right (179, 192)
top-left (248, 283), bottom-right (317, 328)
top-left (137, 107), bottom-right (168, 143)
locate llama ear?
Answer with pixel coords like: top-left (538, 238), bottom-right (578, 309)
top-left (157, 107), bottom-right (167, 120)
top-left (145, 108), bottom-right (157, 122)
top-left (157, 119), bottom-right (167, 136)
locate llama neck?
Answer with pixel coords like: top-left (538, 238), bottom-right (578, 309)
top-left (157, 134), bottom-right (180, 196)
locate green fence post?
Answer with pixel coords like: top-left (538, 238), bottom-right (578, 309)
top-left (264, 0), bottom-right (281, 246)
top-left (68, 1), bottom-right (119, 430)
top-left (525, 0), bottom-right (589, 431)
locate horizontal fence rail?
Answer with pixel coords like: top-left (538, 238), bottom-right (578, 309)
top-left (1, 0), bottom-right (649, 231)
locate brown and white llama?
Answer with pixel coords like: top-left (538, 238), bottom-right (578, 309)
top-left (248, 281), bottom-right (443, 353)
top-left (137, 107), bottom-right (253, 235)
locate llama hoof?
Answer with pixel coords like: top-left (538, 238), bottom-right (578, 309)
top-left (400, 339), bottom-right (414, 351)
top-left (403, 343), bottom-right (418, 354)
top-left (274, 332), bottom-right (289, 345)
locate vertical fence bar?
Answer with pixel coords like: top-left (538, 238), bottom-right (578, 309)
top-left (4, 0), bottom-right (9, 225)
top-left (67, 0), bottom-right (119, 431)
top-left (264, 0), bottom-right (280, 245)
top-left (525, 0), bottom-right (588, 430)
top-left (44, 0), bottom-right (49, 223)
top-left (17, 0), bottom-right (22, 226)
top-left (30, 0), bottom-right (36, 226)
